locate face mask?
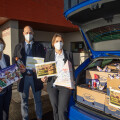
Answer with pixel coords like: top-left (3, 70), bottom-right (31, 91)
top-left (24, 34), bottom-right (33, 42)
top-left (0, 44), bottom-right (4, 52)
top-left (54, 42), bottom-right (63, 50)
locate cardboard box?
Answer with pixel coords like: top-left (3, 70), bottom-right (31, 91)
top-left (107, 62), bottom-right (120, 70)
top-left (77, 85), bottom-right (106, 111)
top-left (105, 94), bottom-right (120, 119)
top-left (107, 65), bottom-right (117, 70)
top-left (86, 70), bottom-right (116, 86)
top-left (107, 78), bottom-right (120, 90)
top-left (107, 77), bottom-right (120, 95)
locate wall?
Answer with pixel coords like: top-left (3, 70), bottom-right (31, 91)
top-left (0, 0), bottom-right (76, 29)
top-left (18, 30), bottom-right (87, 66)
top-left (19, 30), bottom-right (81, 51)
top-left (63, 32), bottom-right (83, 51)
top-left (64, 32), bottom-right (89, 66)
top-left (0, 20), bottom-right (19, 64)
top-left (0, 23), bottom-right (86, 66)
top-left (19, 29), bottom-right (56, 43)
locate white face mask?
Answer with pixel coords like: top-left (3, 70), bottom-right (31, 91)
top-left (24, 34), bottom-right (33, 42)
top-left (54, 42), bottom-right (63, 50)
top-left (0, 44), bottom-right (4, 52)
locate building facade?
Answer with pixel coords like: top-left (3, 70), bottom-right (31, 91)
top-left (0, 0), bottom-right (87, 65)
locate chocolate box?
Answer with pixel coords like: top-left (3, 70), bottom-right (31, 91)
top-left (105, 93), bottom-right (120, 119)
top-left (107, 77), bottom-right (120, 95)
top-left (86, 70), bottom-right (116, 86)
top-left (77, 85), bottom-right (106, 111)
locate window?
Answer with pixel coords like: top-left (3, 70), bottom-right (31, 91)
top-left (71, 41), bottom-right (85, 53)
top-left (86, 23), bottom-right (120, 51)
top-left (87, 59), bottom-right (120, 69)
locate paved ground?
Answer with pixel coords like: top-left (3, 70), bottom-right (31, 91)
top-left (9, 83), bottom-right (53, 120)
top-left (42, 111), bottom-right (53, 120)
top-left (31, 111), bottom-right (53, 120)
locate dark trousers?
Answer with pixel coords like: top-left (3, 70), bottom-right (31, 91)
top-left (0, 90), bottom-right (12, 120)
top-left (47, 85), bottom-right (72, 120)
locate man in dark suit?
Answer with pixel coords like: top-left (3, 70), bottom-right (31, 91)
top-left (13, 26), bottom-right (45, 120)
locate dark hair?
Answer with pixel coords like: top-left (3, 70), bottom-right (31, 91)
top-left (51, 33), bottom-right (64, 48)
top-left (0, 38), bottom-right (6, 50)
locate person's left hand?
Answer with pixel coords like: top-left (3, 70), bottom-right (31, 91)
top-left (17, 78), bottom-right (21, 82)
top-left (41, 76), bottom-right (48, 83)
top-left (0, 87), bottom-right (3, 92)
top-left (20, 67), bottom-right (26, 73)
top-left (66, 87), bottom-right (74, 90)
top-left (32, 68), bottom-right (36, 72)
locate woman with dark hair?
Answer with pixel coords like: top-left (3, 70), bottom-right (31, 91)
top-left (0, 38), bottom-right (12, 120)
top-left (41, 33), bottom-right (74, 120)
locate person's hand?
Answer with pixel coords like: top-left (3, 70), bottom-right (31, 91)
top-left (41, 76), bottom-right (48, 83)
top-left (1, 78), bottom-right (7, 83)
top-left (32, 68), bottom-right (36, 73)
top-left (0, 87), bottom-right (3, 92)
top-left (17, 78), bottom-right (21, 82)
top-left (66, 87), bottom-right (74, 90)
top-left (66, 81), bottom-right (75, 90)
top-left (73, 81), bottom-right (76, 85)
top-left (20, 67), bottom-right (26, 73)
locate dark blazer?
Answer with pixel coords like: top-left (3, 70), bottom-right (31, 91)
top-left (0, 54), bottom-right (12, 94)
top-left (45, 49), bottom-right (74, 88)
top-left (12, 41), bottom-right (45, 92)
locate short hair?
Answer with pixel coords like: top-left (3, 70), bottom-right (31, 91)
top-left (51, 33), bottom-right (64, 48)
top-left (23, 26), bottom-right (33, 32)
top-left (0, 38), bottom-right (6, 50)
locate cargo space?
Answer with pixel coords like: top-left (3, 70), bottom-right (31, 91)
top-left (76, 58), bottom-right (120, 119)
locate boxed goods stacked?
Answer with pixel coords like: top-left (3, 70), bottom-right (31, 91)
top-left (105, 75), bottom-right (120, 119)
top-left (86, 67), bottom-right (116, 90)
top-left (76, 59), bottom-right (120, 118)
top-left (77, 85), bottom-right (106, 111)
top-left (107, 63), bottom-right (120, 70)
top-left (107, 76), bottom-right (120, 92)
top-left (77, 64), bottom-right (119, 112)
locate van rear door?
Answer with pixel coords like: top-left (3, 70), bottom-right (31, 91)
top-left (64, 0), bottom-right (120, 58)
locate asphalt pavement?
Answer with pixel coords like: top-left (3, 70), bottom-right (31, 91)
top-left (31, 111), bottom-right (53, 120)
top-left (10, 83), bottom-right (53, 120)
top-left (43, 111), bottom-right (53, 120)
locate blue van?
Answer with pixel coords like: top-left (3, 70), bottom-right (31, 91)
top-left (64, 0), bottom-right (120, 120)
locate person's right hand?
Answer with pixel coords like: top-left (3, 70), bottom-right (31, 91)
top-left (17, 78), bottom-right (21, 82)
top-left (20, 67), bottom-right (26, 73)
top-left (0, 87), bottom-right (3, 92)
top-left (41, 76), bottom-right (48, 83)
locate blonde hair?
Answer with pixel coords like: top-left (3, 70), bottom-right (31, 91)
top-left (51, 33), bottom-right (64, 48)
